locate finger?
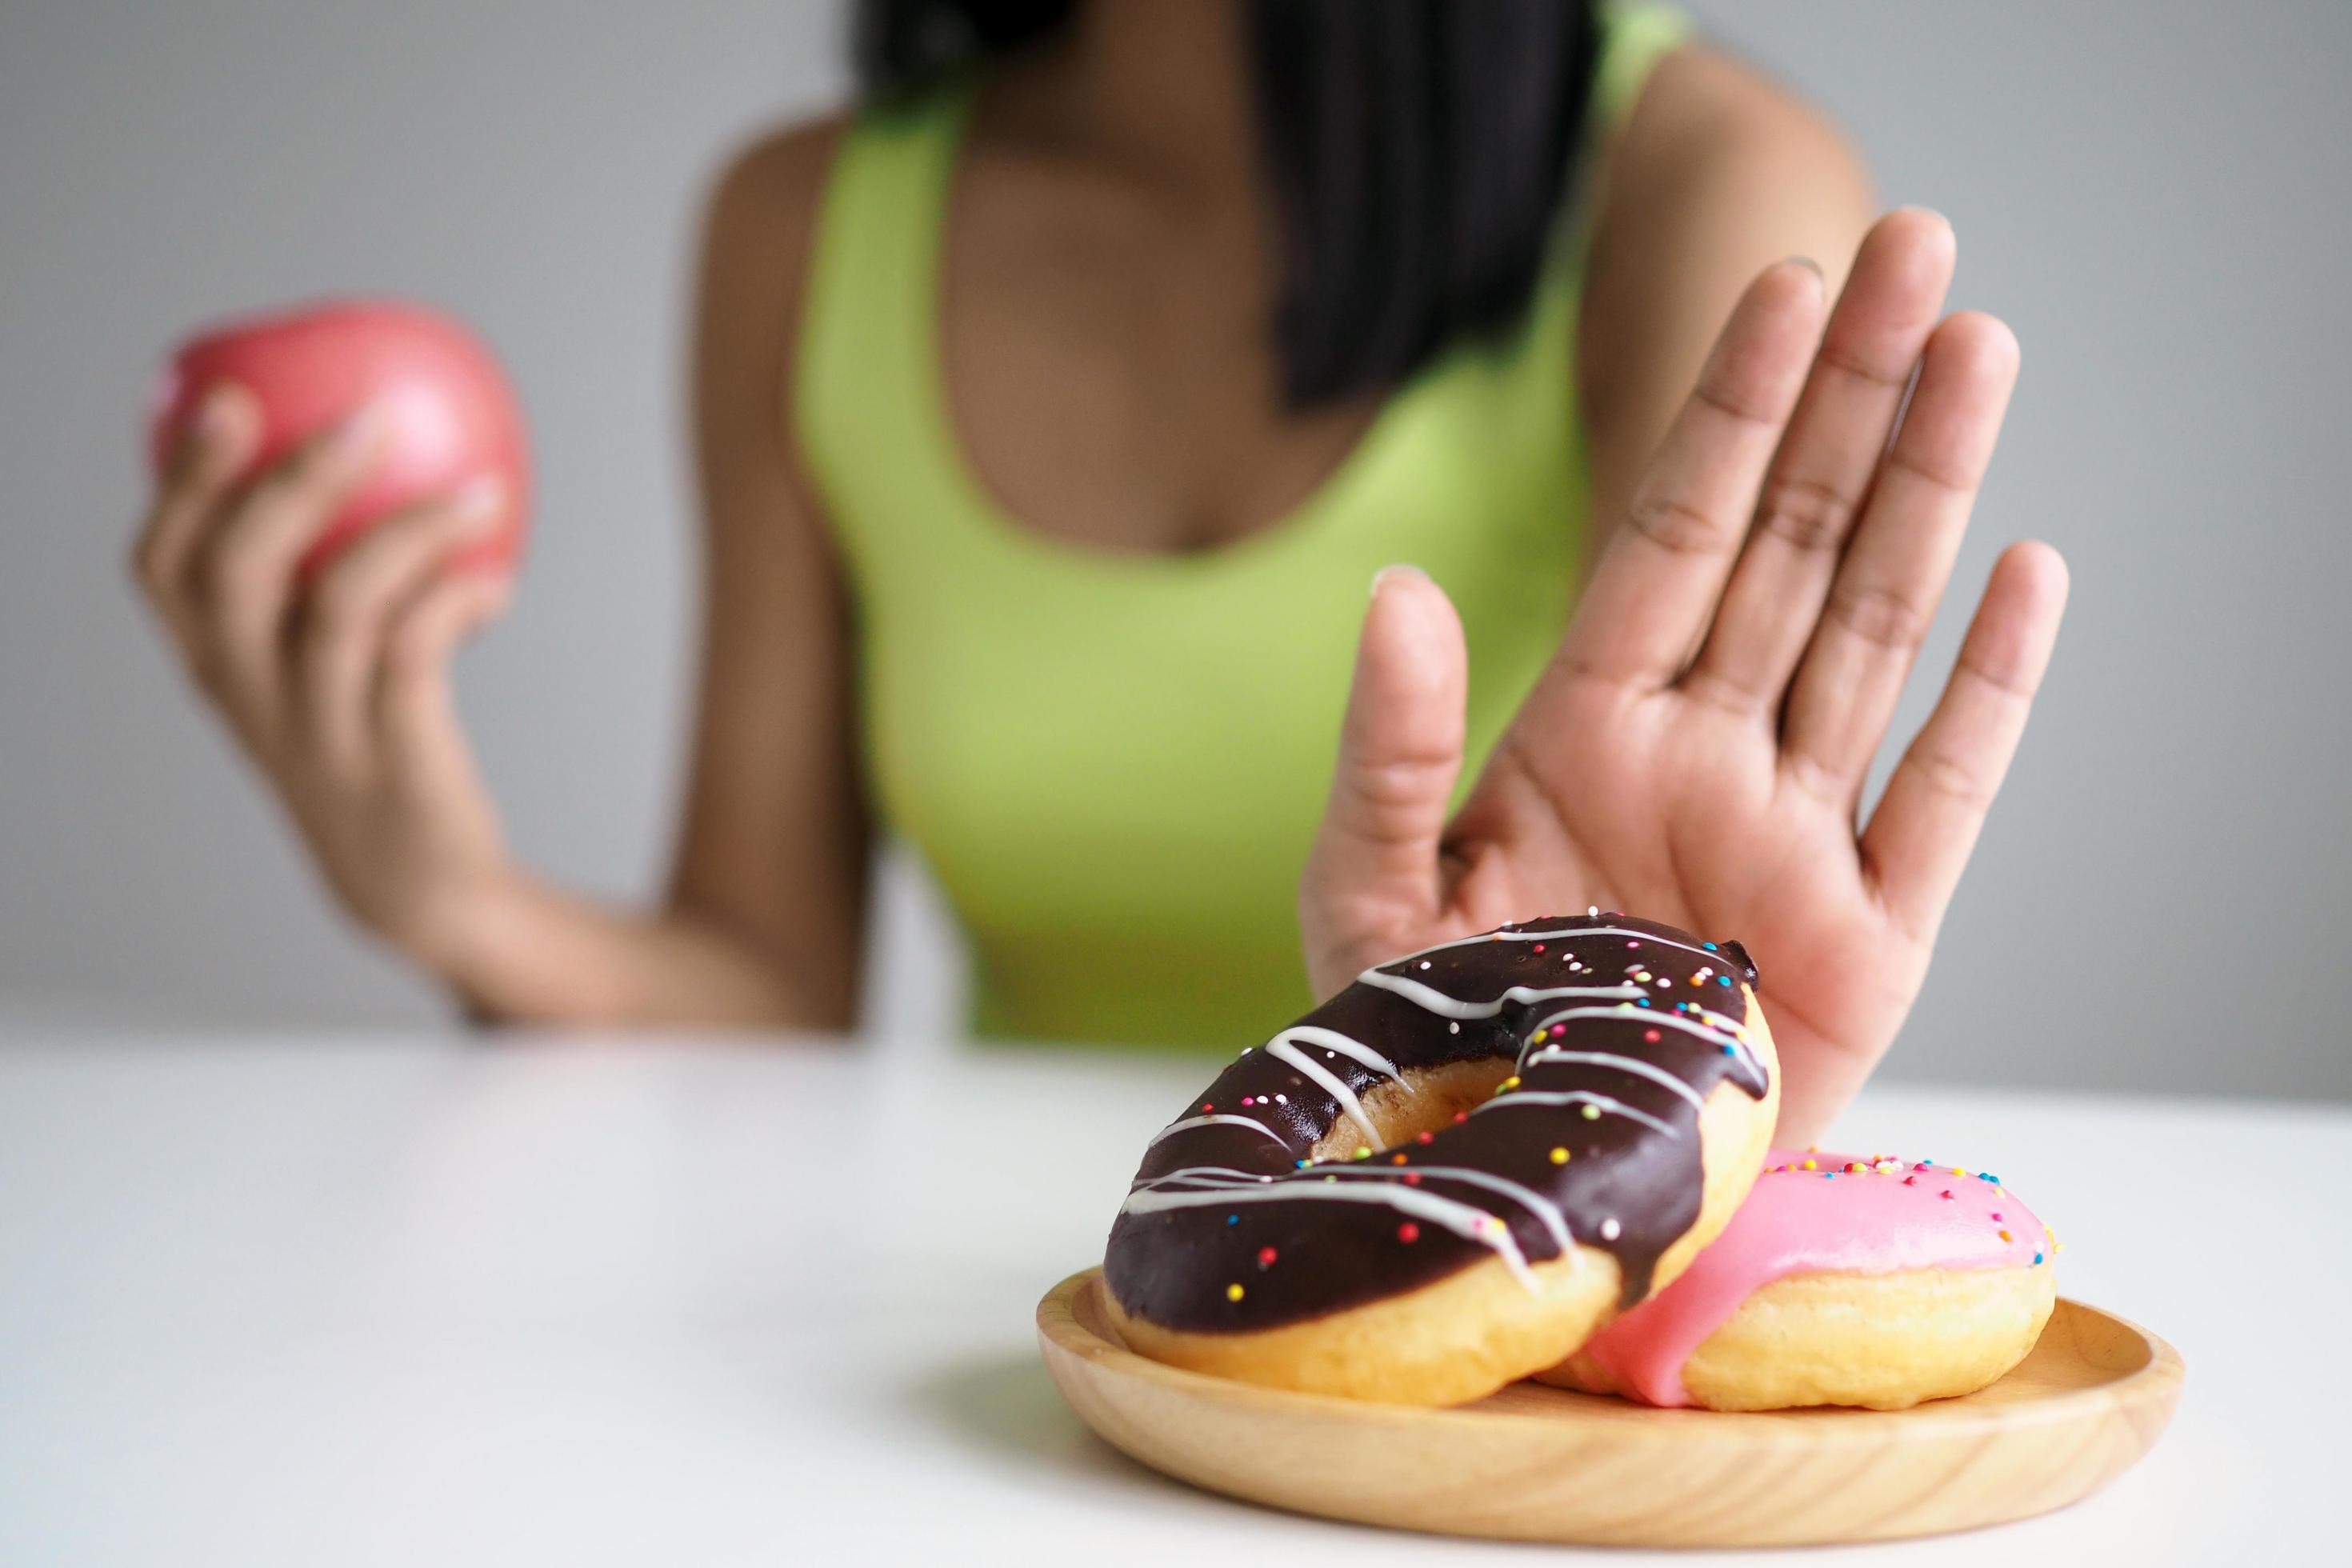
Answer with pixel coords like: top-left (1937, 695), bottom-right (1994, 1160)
top-left (294, 478), bottom-right (506, 778)
top-left (189, 404), bottom-right (390, 734)
top-left (375, 567), bottom-right (513, 790)
top-left (1552, 260), bottom-right (1826, 691)
top-left (1299, 566), bottom-right (1467, 970)
top-left (1686, 210), bottom-right (1956, 713)
top-left (134, 383), bottom-right (261, 637)
top-left (1780, 310), bottom-right (2021, 797)
top-left (1861, 541), bottom-right (2068, 943)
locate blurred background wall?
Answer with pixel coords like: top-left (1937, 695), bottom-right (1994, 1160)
top-left (3, 1), bottom-right (2346, 1095)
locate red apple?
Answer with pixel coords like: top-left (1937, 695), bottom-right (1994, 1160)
top-left (150, 299), bottom-right (530, 579)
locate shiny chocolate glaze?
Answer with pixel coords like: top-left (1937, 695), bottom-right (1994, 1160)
top-left (1104, 914), bottom-right (1765, 1332)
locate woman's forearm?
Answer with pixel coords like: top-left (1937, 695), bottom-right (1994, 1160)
top-left (422, 870), bottom-right (833, 1030)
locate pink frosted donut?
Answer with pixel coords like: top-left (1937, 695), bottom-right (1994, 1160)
top-left (1542, 1150), bottom-right (2059, 1411)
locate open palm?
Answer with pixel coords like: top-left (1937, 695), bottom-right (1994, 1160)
top-left (1298, 211), bottom-right (2069, 1143)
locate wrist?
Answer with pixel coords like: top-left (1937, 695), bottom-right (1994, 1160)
top-left (395, 859), bottom-right (532, 1005)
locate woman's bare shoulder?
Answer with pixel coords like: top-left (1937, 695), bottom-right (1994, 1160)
top-left (1574, 42), bottom-right (1876, 537)
top-left (691, 113), bottom-right (853, 486)
top-left (1613, 43), bottom-right (1869, 217)
top-left (699, 114), bottom-right (854, 289)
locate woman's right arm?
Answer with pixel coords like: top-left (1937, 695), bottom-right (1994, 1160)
top-left (132, 120), bottom-right (870, 1030)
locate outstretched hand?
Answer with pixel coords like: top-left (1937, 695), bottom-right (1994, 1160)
top-left (1298, 210), bottom-right (2068, 1144)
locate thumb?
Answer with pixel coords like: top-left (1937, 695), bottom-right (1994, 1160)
top-left (1299, 565), bottom-right (1467, 991)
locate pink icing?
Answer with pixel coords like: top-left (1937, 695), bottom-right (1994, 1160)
top-left (1576, 1150), bottom-right (2050, 1407)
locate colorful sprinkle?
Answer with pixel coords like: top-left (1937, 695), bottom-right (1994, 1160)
top-left (1226, 1283), bottom-right (1245, 1302)
top-left (1644, 1029), bottom-right (1662, 1043)
top-left (1353, 1146), bottom-right (1372, 1160)
top-left (1397, 1222), bottom-right (1421, 1244)
top-left (1550, 1146), bottom-right (1570, 1164)
top-left (1600, 1218), bottom-right (1622, 1241)
top-left (1226, 1214), bottom-right (1238, 1226)
top-left (1581, 1104), bottom-right (1601, 1120)
top-left (1415, 1130), bottom-right (1435, 1145)
top-left (1999, 1230), bottom-right (2013, 1242)
top-left (1257, 1246), bottom-right (1278, 1266)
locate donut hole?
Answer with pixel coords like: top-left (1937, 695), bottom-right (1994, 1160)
top-left (1304, 1058), bottom-right (1519, 1162)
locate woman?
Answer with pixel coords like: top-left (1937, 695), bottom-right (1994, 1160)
top-left (132, 0), bottom-right (2066, 1142)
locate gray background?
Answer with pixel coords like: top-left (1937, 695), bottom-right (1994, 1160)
top-left (3, 2), bottom-right (2346, 1096)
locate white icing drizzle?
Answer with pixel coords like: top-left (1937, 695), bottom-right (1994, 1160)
top-left (1121, 1174), bottom-right (1540, 1293)
top-left (1131, 1165), bottom-right (1275, 1188)
top-left (1272, 1025), bottom-right (1404, 1082)
top-left (1521, 1002), bottom-right (1766, 1087)
top-left (1146, 1114), bottom-right (1290, 1151)
top-left (1263, 1028), bottom-right (1397, 1146)
top-left (1517, 1048), bottom-right (1710, 1111)
top-left (1471, 1089), bottom-right (1678, 1138)
top-left (1142, 1162), bottom-right (1575, 1254)
top-left (1351, 970), bottom-right (1646, 1021)
top-left (1686, 1004), bottom-right (1751, 1039)
top-left (1397, 924), bottom-right (1723, 964)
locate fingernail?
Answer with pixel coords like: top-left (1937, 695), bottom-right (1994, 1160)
top-left (1370, 563), bottom-right (1428, 598)
top-left (195, 384), bottom-right (245, 444)
top-left (1784, 254), bottom-right (1822, 276)
top-left (452, 474), bottom-right (505, 526)
top-left (332, 401), bottom-right (389, 456)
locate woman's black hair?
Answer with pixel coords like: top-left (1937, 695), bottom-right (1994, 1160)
top-left (854, 0), bottom-right (1602, 409)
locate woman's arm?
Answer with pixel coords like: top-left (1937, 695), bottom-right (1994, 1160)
top-left (1301, 54), bottom-right (2068, 1142)
top-left (663, 122), bottom-right (874, 1025)
top-left (131, 122), bottom-right (866, 1030)
top-left (438, 123), bottom-right (871, 1028)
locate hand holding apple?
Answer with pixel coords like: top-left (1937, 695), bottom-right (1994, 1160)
top-left (130, 298), bottom-right (530, 970)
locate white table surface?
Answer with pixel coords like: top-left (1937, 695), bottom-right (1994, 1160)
top-left (0, 1027), bottom-right (2336, 1566)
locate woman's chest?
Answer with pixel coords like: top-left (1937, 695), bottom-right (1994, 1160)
top-left (939, 158), bottom-right (1386, 557)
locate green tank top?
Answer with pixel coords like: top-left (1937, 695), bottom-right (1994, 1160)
top-left (798, 4), bottom-right (1688, 1051)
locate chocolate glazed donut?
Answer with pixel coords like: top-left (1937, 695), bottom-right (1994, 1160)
top-left (1102, 914), bottom-right (1780, 1405)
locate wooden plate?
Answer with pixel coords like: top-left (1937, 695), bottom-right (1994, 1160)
top-left (1036, 1269), bottom-right (2182, 1547)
